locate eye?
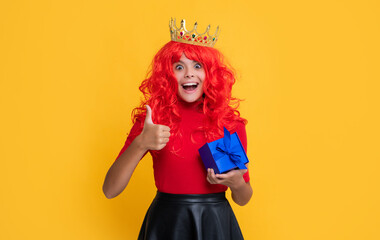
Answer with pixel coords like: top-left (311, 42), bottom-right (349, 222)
top-left (175, 64), bottom-right (183, 70)
top-left (194, 63), bottom-right (202, 69)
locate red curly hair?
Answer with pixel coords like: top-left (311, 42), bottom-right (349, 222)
top-left (130, 41), bottom-right (247, 149)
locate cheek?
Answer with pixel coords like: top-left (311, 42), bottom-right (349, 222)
top-left (174, 72), bottom-right (180, 82)
top-left (200, 71), bottom-right (206, 82)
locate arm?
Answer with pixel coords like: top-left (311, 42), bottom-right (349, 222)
top-left (102, 135), bottom-right (147, 199)
top-left (229, 169), bottom-right (253, 206)
top-left (102, 105), bottom-right (170, 199)
top-left (207, 122), bottom-right (252, 206)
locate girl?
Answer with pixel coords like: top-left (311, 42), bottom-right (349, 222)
top-left (103, 19), bottom-right (253, 240)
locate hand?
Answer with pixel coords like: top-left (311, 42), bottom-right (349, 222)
top-left (139, 105), bottom-right (171, 151)
top-left (207, 168), bottom-right (247, 189)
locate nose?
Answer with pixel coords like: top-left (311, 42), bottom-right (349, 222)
top-left (185, 68), bottom-right (194, 78)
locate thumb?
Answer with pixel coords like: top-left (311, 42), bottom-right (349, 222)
top-left (144, 105), bottom-right (154, 125)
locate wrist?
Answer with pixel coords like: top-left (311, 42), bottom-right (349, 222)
top-left (134, 134), bottom-right (149, 152)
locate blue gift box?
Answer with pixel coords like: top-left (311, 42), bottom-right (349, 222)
top-left (198, 127), bottom-right (249, 174)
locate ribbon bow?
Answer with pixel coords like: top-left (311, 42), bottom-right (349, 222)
top-left (212, 127), bottom-right (246, 170)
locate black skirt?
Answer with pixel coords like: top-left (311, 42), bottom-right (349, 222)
top-left (138, 191), bottom-right (244, 240)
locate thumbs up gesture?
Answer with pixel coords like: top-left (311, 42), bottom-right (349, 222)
top-left (139, 105), bottom-right (171, 151)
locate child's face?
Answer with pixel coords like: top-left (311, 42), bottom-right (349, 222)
top-left (173, 54), bottom-right (205, 103)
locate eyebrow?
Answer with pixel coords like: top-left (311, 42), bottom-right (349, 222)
top-left (176, 60), bottom-right (200, 64)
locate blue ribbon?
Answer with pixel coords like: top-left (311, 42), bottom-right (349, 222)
top-left (212, 127), bottom-right (246, 170)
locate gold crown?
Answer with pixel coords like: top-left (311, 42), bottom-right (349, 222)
top-left (169, 18), bottom-right (220, 48)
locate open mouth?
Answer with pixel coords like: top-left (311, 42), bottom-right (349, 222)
top-left (182, 82), bottom-right (199, 91)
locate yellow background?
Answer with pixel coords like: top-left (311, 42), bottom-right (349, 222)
top-left (1, 0), bottom-right (379, 239)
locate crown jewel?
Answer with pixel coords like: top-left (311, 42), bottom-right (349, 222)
top-left (169, 18), bottom-right (220, 48)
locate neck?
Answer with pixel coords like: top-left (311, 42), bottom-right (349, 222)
top-left (178, 98), bottom-right (203, 110)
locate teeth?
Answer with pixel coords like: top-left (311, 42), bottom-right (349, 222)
top-left (182, 83), bottom-right (198, 86)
